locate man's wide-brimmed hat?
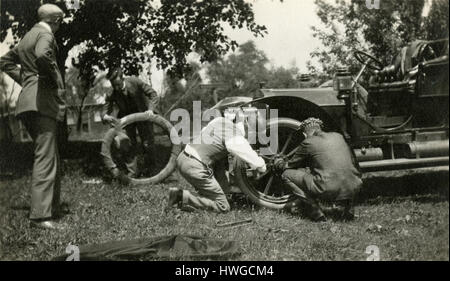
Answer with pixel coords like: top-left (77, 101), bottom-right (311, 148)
top-left (209, 97), bottom-right (252, 112)
top-left (37, 4), bottom-right (65, 23)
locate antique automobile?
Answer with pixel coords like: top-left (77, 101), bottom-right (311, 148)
top-left (216, 38), bottom-right (449, 209)
top-left (99, 39), bottom-right (448, 209)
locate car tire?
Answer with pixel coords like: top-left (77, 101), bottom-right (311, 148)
top-left (101, 112), bottom-right (181, 186)
top-left (234, 117), bottom-right (303, 210)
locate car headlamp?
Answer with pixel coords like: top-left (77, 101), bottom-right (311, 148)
top-left (335, 76), bottom-right (353, 91)
top-left (334, 68), bottom-right (353, 98)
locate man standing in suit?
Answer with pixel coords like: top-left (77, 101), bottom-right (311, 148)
top-left (102, 68), bottom-right (159, 178)
top-left (275, 118), bottom-right (362, 222)
top-left (0, 4), bottom-right (67, 230)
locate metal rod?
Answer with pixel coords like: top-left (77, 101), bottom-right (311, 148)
top-left (280, 131), bottom-right (294, 155)
top-left (359, 156), bottom-right (449, 172)
top-left (351, 60), bottom-right (369, 88)
top-left (286, 146), bottom-right (300, 158)
top-left (216, 218), bottom-right (253, 228)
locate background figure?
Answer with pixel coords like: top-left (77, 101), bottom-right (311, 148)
top-left (276, 118), bottom-right (362, 222)
top-left (0, 4), bottom-right (67, 230)
top-left (102, 67), bottom-right (159, 178)
top-left (101, 130), bottom-right (136, 183)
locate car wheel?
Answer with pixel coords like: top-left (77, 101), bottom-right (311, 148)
top-left (234, 117), bottom-right (304, 210)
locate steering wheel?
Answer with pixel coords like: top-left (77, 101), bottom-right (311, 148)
top-left (354, 50), bottom-right (383, 71)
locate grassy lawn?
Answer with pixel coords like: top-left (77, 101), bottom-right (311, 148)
top-left (0, 155), bottom-right (448, 261)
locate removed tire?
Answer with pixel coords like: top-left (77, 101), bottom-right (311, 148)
top-left (101, 112), bottom-right (181, 186)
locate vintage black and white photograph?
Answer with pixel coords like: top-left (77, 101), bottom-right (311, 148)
top-left (0, 0), bottom-right (448, 264)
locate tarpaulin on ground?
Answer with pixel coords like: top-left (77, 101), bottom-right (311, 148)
top-left (54, 235), bottom-right (240, 261)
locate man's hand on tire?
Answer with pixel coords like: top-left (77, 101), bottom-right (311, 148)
top-left (257, 164), bottom-right (267, 174)
top-left (111, 168), bottom-right (130, 185)
top-left (252, 164), bottom-right (267, 180)
top-left (103, 115), bottom-right (120, 128)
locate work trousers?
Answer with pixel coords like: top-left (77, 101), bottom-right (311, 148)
top-left (282, 168), bottom-right (325, 202)
top-left (176, 152), bottom-right (230, 213)
top-left (123, 122), bottom-right (154, 176)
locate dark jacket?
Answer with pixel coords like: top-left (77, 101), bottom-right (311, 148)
top-left (0, 23), bottom-right (65, 120)
top-left (288, 131), bottom-right (362, 201)
top-left (104, 76), bottom-right (158, 118)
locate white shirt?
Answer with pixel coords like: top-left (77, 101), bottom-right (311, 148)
top-left (224, 121), bottom-right (265, 170)
top-left (186, 117), bottom-right (266, 170)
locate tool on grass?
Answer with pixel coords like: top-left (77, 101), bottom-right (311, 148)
top-left (216, 218), bottom-right (253, 228)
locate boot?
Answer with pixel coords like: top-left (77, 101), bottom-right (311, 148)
top-left (167, 188), bottom-right (183, 208)
top-left (286, 198), bottom-right (326, 222)
top-left (307, 200), bottom-right (327, 222)
top-left (335, 200), bottom-right (355, 221)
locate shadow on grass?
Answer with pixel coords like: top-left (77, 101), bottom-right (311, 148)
top-left (358, 169), bottom-right (449, 205)
top-left (0, 141), bottom-right (34, 179)
top-left (0, 141), bottom-right (108, 180)
top-left (10, 205), bottom-right (29, 211)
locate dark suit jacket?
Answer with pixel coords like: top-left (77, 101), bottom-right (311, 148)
top-left (0, 23), bottom-right (65, 120)
top-left (288, 131), bottom-right (362, 201)
top-left (104, 76), bottom-right (158, 118)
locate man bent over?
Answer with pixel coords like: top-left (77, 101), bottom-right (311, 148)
top-left (101, 130), bottom-right (135, 184)
top-left (102, 67), bottom-right (159, 178)
top-left (276, 118), bottom-right (362, 222)
top-left (168, 109), bottom-right (266, 213)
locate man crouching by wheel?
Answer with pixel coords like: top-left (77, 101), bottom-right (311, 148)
top-left (275, 118), bottom-right (362, 222)
top-left (168, 108), bottom-right (267, 213)
top-left (102, 67), bottom-right (159, 179)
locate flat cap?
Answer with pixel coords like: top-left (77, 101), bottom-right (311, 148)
top-left (113, 131), bottom-right (132, 152)
top-left (299, 117), bottom-right (324, 132)
top-left (106, 67), bottom-right (123, 81)
top-left (38, 4), bottom-right (65, 23)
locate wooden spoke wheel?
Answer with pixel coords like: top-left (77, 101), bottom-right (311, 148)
top-left (234, 118), bottom-right (304, 209)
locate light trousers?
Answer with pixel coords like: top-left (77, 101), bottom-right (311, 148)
top-left (176, 152), bottom-right (230, 213)
top-left (21, 112), bottom-right (61, 220)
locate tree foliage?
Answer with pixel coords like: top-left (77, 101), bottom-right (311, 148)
top-left (160, 41), bottom-right (302, 118)
top-left (207, 41), bottom-right (270, 98)
top-left (1, 0), bottom-right (267, 87)
top-left (207, 41), bottom-right (301, 100)
top-left (0, 71), bottom-right (14, 142)
top-left (422, 0), bottom-right (449, 40)
top-left (307, 0), bottom-right (446, 78)
top-left (159, 62), bottom-right (205, 117)
top-left (265, 65), bottom-right (301, 89)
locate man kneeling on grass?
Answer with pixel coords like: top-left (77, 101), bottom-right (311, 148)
top-left (101, 130), bottom-right (135, 184)
top-left (168, 108), bottom-right (267, 213)
top-left (275, 118), bottom-right (362, 222)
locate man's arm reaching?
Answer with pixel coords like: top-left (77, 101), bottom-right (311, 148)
top-left (286, 141), bottom-right (309, 169)
top-left (225, 135), bottom-right (266, 173)
top-left (139, 79), bottom-right (159, 112)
